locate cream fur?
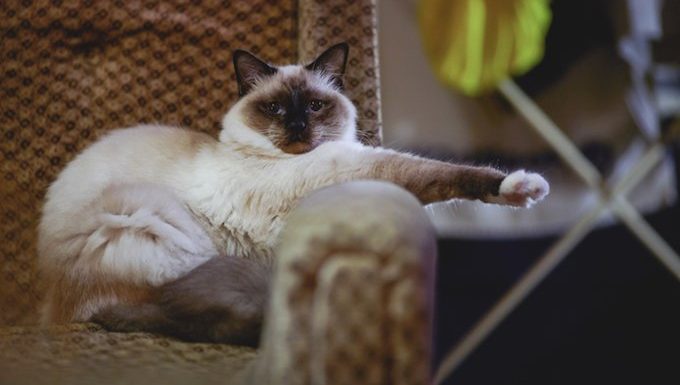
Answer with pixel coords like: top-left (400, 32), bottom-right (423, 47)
top-left (485, 170), bottom-right (550, 207)
top-left (38, 76), bottom-right (366, 322)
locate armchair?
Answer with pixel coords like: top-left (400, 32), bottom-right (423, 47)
top-left (0, 1), bottom-right (434, 384)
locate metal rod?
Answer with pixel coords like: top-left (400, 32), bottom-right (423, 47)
top-left (612, 198), bottom-right (680, 280)
top-left (498, 79), bottom-right (603, 190)
top-left (611, 142), bottom-right (665, 194)
top-left (605, 142), bottom-right (680, 279)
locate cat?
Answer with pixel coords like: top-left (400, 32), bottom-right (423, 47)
top-left (38, 43), bottom-right (549, 344)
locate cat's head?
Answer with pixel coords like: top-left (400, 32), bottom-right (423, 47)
top-left (221, 43), bottom-right (357, 154)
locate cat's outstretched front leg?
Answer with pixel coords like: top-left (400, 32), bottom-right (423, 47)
top-left (377, 152), bottom-right (550, 207)
top-left (309, 143), bottom-right (549, 207)
top-left (392, 159), bottom-right (549, 207)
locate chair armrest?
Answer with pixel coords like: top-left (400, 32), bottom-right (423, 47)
top-left (250, 180), bottom-right (436, 385)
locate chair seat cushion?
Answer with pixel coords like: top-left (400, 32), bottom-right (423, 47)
top-left (0, 323), bottom-right (256, 385)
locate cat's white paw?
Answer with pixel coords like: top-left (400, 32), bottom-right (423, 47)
top-left (491, 170), bottom-right (549, 208)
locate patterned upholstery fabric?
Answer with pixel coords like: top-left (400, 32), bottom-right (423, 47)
top-left (299, 0), bottom-right (382, 146)
top-left (0, 324), bottom-right (257, 385)
top-left (0, 0), bottom-right (381, 327)
top-left (250, 181), bottom-right (433, 384)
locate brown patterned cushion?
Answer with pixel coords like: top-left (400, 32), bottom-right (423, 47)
top-left (0, 0), bottom-right (381, 327)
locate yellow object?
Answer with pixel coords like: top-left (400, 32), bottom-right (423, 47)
top-left (418, 0), bottom-right (551, 96)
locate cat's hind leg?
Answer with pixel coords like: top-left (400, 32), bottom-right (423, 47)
top-left (90, 302), bottom-right (168, 333)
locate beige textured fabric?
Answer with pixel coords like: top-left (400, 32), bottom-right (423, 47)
top-left (0, 0), bottom-right (381, 327)
top-left (0, 323), bottom-right (257, 385)
top-left (251, 181), bottom-right (434, 384)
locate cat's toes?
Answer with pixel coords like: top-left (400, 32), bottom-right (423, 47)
top-left (91, 303), bottom-right (158, 333)
top-left (90, 305), bottom-right (136, 332)
top-left (494, 170), bottom-right (549, 208)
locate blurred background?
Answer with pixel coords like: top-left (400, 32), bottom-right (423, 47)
top-left (378, 0), bottom-right (679, 384)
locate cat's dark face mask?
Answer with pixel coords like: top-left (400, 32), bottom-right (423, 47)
top-left (232, 43), bottom-right (356, 154)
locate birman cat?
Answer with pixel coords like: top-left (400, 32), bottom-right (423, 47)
top-left (38, 43), bottom-right (549, 346)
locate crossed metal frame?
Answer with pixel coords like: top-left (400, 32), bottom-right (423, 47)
top-left (434, 79), bottom-right (680, 384)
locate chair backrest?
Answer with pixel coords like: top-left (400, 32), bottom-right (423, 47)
top-left (0, 0), bottom-right (381, 326)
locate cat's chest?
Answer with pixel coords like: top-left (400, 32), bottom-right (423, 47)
top-left (184, 205), bottom-right (282, 260)
top-left (176, 155), bottom-right (298, 258)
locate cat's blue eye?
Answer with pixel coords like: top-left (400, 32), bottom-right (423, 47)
top-left (264, 102), bottom-right (282, 115)
top-left (309, 100), bottom-right (324, 112)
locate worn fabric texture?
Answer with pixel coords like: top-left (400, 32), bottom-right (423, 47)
top-left (251, 181), bottom-right (434, 384)
top-left (0, 323), bottom-right (257, 385)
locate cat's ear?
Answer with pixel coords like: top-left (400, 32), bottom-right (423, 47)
top-left (233, 50), bottom-right (278, 96)
top-left (305, 42), bottom-right (349, 89)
